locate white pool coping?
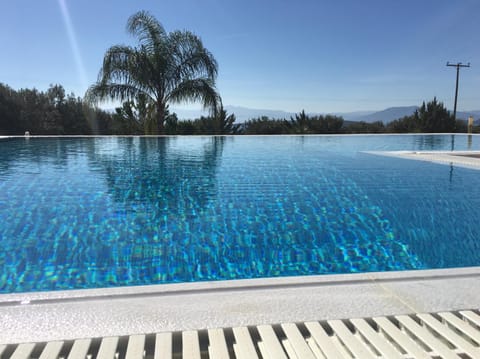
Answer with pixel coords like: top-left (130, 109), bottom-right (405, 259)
top-left (1, 267), bottom-right (479, 344)
top-left (366, 150), bottom-right (480, 170)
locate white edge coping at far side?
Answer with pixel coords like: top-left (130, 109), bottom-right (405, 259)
top-left (364, 150), bottom-right (480, 170)
top-left (2, 132), bottom-right (480, 138)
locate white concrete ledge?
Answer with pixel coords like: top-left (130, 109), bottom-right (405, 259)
top-left (366, 150), bottom-right (480, 170)
top-left (1, 267), bottom-right (479, 344)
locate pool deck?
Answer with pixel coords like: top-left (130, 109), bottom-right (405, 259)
top-left (1, 267), bottom-right (479, 345)
top-left (366, 150), bottom-right (480, 170)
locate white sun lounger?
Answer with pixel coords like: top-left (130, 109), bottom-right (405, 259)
top-left (3, 309), bottom-right (480, 358)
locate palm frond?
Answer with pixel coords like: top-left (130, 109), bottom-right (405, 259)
top-left (167, 78), bottom-right (220, 114)
top-left (98, 45), bottom-right (137, 83)
top-left (92, 44), bottom-right (158, 101)
top-left (85, 83), bottom-right (153, 104)
top-left (127, 11), bottom-right (166, 53)
top-left (166, 31), bottom-right (218, 85)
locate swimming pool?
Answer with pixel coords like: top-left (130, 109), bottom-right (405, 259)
top-left (1, 135), bottom-right (480, 293)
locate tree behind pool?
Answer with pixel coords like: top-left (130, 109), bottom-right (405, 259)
top-left (387, 98), bottom-right (456, 133)
top-left (85, 10), bottom-right (220, 135)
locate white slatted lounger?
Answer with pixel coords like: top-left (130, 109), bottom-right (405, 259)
top-left (154, 332), bottom-right (173, 359)
top-left (67, 339), bottom-right (92, 359)
top-left (96, 337), bottom-right (119, 359)
top-left (257, 324), bottom-right (288, 359)
top-left (350, 318), bottom-right (403, 359)
top-left (207, 328), bottom-right (229, 359)
top-left (3, 309), bottom-right (480, 358)
top-left (9, 343), bottom-right (36, 359)
top-left (182, 330), bottom-right (201, 359)
top-left (281, 323), bottom-right (316, 359)
top-left (232, 327), bottom-right (259, 359)
top-left (125, 334), bottom-right (146, 359)
top-left (38, 341), bottom-right (63, 359)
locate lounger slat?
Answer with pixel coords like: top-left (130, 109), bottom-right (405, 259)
top-left (304, 321), bottom-right (343, 358)
top-left (257, 325), bottom-right (288, 359)
top-left (67, 339), bottom-right (92, 359)
top-left (232, 327), bottom-right (259, 359)
top-left (328, 319), bottom-right (376, 359)
top-left (460, 310), bottom-right (480, 327)
top-left (417, 313), bottom-right (480, 358)
top-left (182, 330), bottom-right (201, 359)
top-left (282, 339), bottom-right (298, 358)
top-left (154, 332), bottom-right (172, 359)
top-left (4, 309), bottom-right (479, 359)
top-left (10, 343), bottom-right (36, 359)
top-left (396, 315), bottom-right (461, 359)
top-left (208, 328), bottom-right (229, 359)
top-left (350, 318), bottom-right (402, 359)
top-left (439, 312), bottom-right (480, 343)
top-left (304, 338), bottom-right (327, 359)
top-left (96, 337), bottom-right (119, 359)
top-left (281, 323), bottom-right (316, 359)
top-left (125, 334), bottom-right (146, 359)
top-left (39, 341), bottom-right (64, 359)
top-left (373, 317), bottom-right (430, 359)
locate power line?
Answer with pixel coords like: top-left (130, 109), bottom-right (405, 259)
top-left (446, 62), bottom-right (470, 120)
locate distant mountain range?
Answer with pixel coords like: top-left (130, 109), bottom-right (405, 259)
top-left (172, 105), bottom-right (480, 124)
top-left (345, 107), bottom-right (480, 124)
top-left (171, 106), bottom-right (294, 123)
top-left (346, 106), bottom-right (418, 123)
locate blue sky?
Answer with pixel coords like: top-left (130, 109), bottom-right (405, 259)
top-left (1, 0), bottom-right (479, 113)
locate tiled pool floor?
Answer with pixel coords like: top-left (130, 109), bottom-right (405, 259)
top-left (1, 267), bottom-right (479, 344)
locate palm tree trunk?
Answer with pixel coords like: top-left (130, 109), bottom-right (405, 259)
top-left (156, 102), bottom-right (165, 135)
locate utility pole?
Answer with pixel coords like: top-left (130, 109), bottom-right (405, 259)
top-left (446, 62), bottom-right (470, 120)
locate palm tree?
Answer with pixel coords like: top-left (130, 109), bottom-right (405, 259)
top-left (85, 10), bottom-right (220, 134)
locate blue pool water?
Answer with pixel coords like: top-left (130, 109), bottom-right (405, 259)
top-left (1, 135), bottom-right (480, 293)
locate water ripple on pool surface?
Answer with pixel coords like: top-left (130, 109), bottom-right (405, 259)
top-left (1, 135), bottom-right (479, 293)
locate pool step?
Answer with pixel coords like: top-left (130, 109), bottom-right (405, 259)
top-left (2, 309), bottom-right (480, 358)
